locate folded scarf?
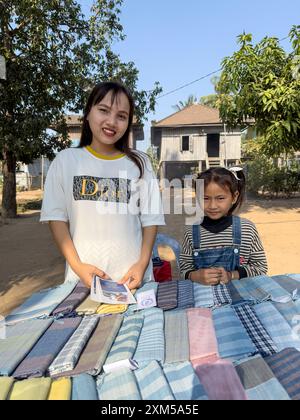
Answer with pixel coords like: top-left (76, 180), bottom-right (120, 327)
top-left (195, 360), bottom-right (248, 400)
top-left (97, 368), bottom-right (141, 400)
top-left (0, 377), bottom-right (14, 401)
top-left (212, 284), bottom-right (232, 307)
top-left (235, 355), bottom-right (291, 400)
top-left (163, 362), bottom-right (208, 400)
top-left (165, 310), bottom-right (190, 364)
top-left (213, 306), bottom-right (257, 361)
top-left (241, 275), bottom-right (292, 303)
top-left (134, 361), bottom-right (175, 400)
top-left (96, 304), bottom-right (128, 315)
top-left (9, 378), bottom-right (52, 400)
top-left (0, 318), bottom-right (53, 376)
top-left (52, 281), bottom-right (90, 316)
top-left (233, 278), bottom-right (270, 304)
top-left (13, 317), bottom-right (82, 379)
top-left (72, 374), bottom-right (98, 401)
top-left (265, 348), bottom-right (300, 401)
top-left (234, 304), bottom-right (278, 357)
top-left (272, 275), bottom-right (300, 299)
top-left (273, 300), bottom-right (300, 328)
top-left (5, 282), bottom-right (77, 325)
top-left (193, 283), bottom-right (214, 308)
top-left (63, 315), bottom-right (123, 377)
top-left (105, 315), bottom-right (143, 365)
top-left (76, 297), bottom-right (100, 315)
top-left (134, 308), bottom-right (165, 364)
top-left (157, 281), bottom-right (178, 311)
top-left (253, 302), bottom-right (300, 351)
top-left (176, 280), bottom-right (194, 309)
top-left (187, 308), bottom-right (219, 365)
top-left (49, 316), bottom-right (99, 376)
top-left (48, 378), bottom-right (72, 401)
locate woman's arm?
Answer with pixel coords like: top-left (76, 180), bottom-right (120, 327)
top-left (49, 221), bottom-right (109, 287)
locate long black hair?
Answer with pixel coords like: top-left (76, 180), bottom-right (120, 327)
top-left (79, 81), bottom-right (145, 178)
top-left (197, 167), bottom-right (246, 214)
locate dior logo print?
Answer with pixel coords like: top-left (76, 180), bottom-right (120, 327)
top-left (73, 176), bottom-right (132, 203)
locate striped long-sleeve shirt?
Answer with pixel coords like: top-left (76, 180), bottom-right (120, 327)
top-left (179, 217), bottom-right (268, 280)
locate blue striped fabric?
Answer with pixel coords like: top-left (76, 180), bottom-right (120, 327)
top-left (0, 319), bottom-right (53, 376)
top-left (72, 374), bottom-right (98, 401)
top-left (5, 282), bottom-right (77, 325)
top-left (133, 308), bottom-right (165, 364)
top-left (253, 302), bottom-right (300, 351)
top-left (241, 276), bottom-right (292, 303)
top-left (272, 275), bottom-right (300, 298)
top-left (164, 311), bottom-right (189, 363)
top-left (163, 362), bottom-right (208, 400)
top-left (193, 283), bottom-right (214, 308)
top-left (176, 280), bottom-right (194, 309)
top-left (273, 300), bottom-right (300, 328)
top-left (235, 355), bottom-right (291, 401)
top-left (134, 361), bottom-right (175, 400)
top-left (97, 368), bottom-right (141, 400)
top-left (105, 315), bottom-right (144, 365)
top-left (232, 278), bottom-right (269, 304)
top-left (265, 348), bottom-right (300, 400)
top-left (213, 306), bottom-right (257, 361)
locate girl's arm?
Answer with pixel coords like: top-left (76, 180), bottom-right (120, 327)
top-left (239, 224), bottom-right (268, 279)
top-left (118, 225), bottom-right (158, 289)
top-left (49, 221), bottom-right (109, 287)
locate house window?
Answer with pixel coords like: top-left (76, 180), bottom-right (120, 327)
top-left (181, 135), bottom-right (190, 152)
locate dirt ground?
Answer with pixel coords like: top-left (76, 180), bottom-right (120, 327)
top-left (1, 189), bottom-right (300, 317)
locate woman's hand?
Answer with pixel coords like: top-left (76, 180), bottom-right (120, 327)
top-left (75, 263), bottom-right (110, 288)
top-left (190, 268), bottom-right (223, 286)
top-left (118, 261), bottom-right (148, 290)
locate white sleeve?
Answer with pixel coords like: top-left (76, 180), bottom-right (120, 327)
top-left (139, 156), bottom-right (165, 228)
top-left (40, 153), bottom-right (69, 222)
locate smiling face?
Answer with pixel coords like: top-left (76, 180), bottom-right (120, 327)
top-left (204, 181), bottom-right (239, 220)
top-left (87, 90), bottom-right (130, 153)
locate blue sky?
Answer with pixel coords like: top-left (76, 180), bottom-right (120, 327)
top-left (79, 0), bottom-right (299, 151)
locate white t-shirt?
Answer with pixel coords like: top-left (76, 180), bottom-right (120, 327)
top-left (40, 147), bottom-right (165, 283)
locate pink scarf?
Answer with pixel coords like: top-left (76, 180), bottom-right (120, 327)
top-left (187, 308), bottom-right (219, 366)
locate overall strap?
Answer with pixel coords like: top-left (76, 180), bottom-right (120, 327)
top-left (232, 216), bottom-right (242, 246)
top-left (192, 224), bottom-right (201, 249)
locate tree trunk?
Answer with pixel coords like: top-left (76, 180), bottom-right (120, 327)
top-left (1, 147), bottom-right (17, 219)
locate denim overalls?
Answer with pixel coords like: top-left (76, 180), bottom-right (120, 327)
top-left (192, 216), bottom-right (241, 272)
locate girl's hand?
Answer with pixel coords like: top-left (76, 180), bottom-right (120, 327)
top-left (218, 267), bottom-right (232, 285)
top-left (118, 261), bottom-right (147, 290)
top-left (76, 263), bottom-right (110, 288)
top-left (190, 268), bottom-right (222, 286)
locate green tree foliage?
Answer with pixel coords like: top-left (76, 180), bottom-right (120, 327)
top-left (172, 94), bottom-right (198, 112)
top-left (199, 76), bottom-right (220, 108)
top-left (0, 0), bottom-right (162, 217)
top-left (217, 26), bottom-right (300, 158)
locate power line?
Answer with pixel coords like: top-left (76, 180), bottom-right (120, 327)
top-left (157, 69), bottom-right (222, 99)
top-left (156, 34), bottom-right (291, 100)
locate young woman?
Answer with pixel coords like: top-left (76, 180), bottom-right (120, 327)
top-left (180, 167), bottom-right (268, 285)
top-left (41, 81), bottom-right (165, 289)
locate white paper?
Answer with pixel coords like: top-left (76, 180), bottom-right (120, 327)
top-left (137, 290), bottom-right (157, 310)
top-left (90, 275), bottom-right (136, 305)
top-left (103, 359), bottom-right (139, 374)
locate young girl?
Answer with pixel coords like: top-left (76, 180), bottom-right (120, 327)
top-left (40, 81), bottom-right (165, 289)
top-left (180, 167), bottom-right (268, 286)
